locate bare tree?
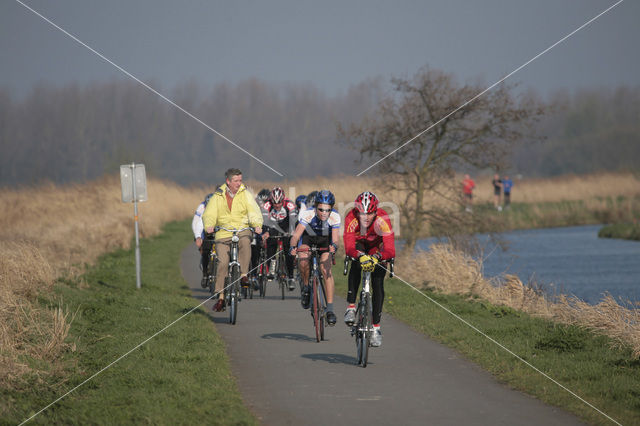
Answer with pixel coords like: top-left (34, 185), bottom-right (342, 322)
top-left (339, 66), bottom-right (546, 251)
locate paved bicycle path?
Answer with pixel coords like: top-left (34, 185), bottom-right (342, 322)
top-left (181, 247), bottom-right (583, 425)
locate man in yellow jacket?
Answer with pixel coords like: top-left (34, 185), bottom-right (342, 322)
top-left (203, 168), bottom-right (263, 311)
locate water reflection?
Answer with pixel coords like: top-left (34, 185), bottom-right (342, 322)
top-left (415, 225), bottom-right (640, 305)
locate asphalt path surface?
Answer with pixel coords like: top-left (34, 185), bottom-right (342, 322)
top-left (181, 246), bottom-right (583, 425)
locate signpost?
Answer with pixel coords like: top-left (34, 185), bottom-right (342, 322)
top-left (120, 163), bottom-right (148, 289)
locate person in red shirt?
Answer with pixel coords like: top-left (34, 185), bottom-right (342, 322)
top-left (343, 191), bottom-right (395, 347)
top-left (462, 174), bottom-right (476, 212)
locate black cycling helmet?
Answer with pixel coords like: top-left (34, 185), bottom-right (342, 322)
top-left (306, 190), bottom-right (319, 207)
top-left (295, 195), bottom-right (306, 211)
top-left (315, 189), bottom-right (335, 207)
top-left (257, 188), bottom-right (270, 203)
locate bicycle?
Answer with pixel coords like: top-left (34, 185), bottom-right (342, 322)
top-left (204, 236), bottom-right (218, 295)
top-left (297, 245), bottom-right (331, 342)
top-left (214, 226), bottom-right (253, 325)
top-left (270, 235), bottom-right (290, 300)
top-left (344, 256), bottom-right (394, 367)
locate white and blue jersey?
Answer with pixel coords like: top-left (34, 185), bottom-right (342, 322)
top-left (191, 192), bottom-right (214, 239)
top-left (298, 207), bottom-right (341, 238)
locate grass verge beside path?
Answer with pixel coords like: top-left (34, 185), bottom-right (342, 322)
top-left (3, 219), bottom-right (256, 425)
top-left (333, 266), bottom-right (640, 425)
top-left (598, 223), bottom-right (640, 241)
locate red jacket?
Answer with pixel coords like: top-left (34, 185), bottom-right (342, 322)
top-left (343, 208), bottom-right (395, 260)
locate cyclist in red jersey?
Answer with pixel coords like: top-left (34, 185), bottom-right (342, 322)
top-left (343, 191), bottom-right (395, 347)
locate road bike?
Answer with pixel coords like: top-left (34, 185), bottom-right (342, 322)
top-left (215, 226), bottom-right (252, 325)
top-left (298, 245), bottom-right (331, 342)
top-left (344, 256), bottom-right (394, 367)
top-left (203, 235), bottom-right (218, 295)
top-left (256, 242), bottom-right (268, 298)
top-left (270, 235), bottom-right (290, 300)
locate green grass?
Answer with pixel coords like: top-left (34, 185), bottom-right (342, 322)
top-left (470, 196), bottom-right (640, 233)
top-left (333, 268), bottom-right (640, 425)
top-left (7, 218), bottom-right (639, 425)
top-left (598, 223), bottom-right (640, 241)
top-left (3, 219), bottom-right (256, 425)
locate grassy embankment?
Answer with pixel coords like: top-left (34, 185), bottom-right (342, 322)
top-left (6, 215), bottom-right (637, 424)
top-left (598, 222), bottom-right (640, 241)
top-left (2, 172), bottom-right (639, 423)
top-left (2, 219), bottom-right (256, 424)
top-left (333, 242), bottom-right (640, 425)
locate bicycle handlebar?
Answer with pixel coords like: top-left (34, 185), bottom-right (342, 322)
top-left (343, 255), bottom-right (395, 277)
top-left (295, 246), bottom-right (331, 253)
top-left (214, 226), bottom-right (253, 234)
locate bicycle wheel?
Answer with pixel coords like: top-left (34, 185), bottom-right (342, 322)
top-left (259, 253), bottom-right (267, 298)
top-left (318, 277), bottom-right (326, 341)
top-left (355, 316), bottom-right (364, 366)
top-left (259, 272), bottom-right (266, 298)
top-left (207, 257), bottom-right (216, 295)
top-left (312, 275), bottom-right (321, 342)
top-left (359, 293), bottom-right (372, 367)
top-left (229, 265), bottom-right (240, 325)
top-left (279, 254), bottom-right (286, 300)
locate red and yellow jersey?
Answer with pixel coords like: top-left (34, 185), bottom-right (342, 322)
top-left (343, 207), bottom-right (395, 260)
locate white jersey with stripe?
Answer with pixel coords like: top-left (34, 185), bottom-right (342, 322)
top-left (298, 207), bottom-right (341, 237)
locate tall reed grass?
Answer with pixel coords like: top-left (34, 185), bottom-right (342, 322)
top-left (2, 171), bottom-right (638, 387)
top-left (0, 176), bottom-right (207, 387)
top-left (396, 244), bottom-right (640, 357)
top-left (254, 171), bottom-right (640, 216)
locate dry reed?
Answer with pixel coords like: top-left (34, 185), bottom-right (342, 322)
top-left (253, 171), bottom-right (640, 215)
top-left (396, 244), bottom-right (640, 357)
top-left (1, 171), bottom-right (638, 386)
top-left (0, 176), bottom-right (207, 387)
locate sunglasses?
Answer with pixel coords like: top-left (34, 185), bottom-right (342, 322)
top-left (316, 207), bottom-right (331, 213)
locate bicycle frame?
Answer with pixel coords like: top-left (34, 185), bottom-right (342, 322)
top-left (215, 226), bottom-right (252, 325)
top-left (273, 235), bottom-right (289, 300)
top-left (298, 245), bottom-right (330, 342)
top-left (344, 255), bottom-right (395, 367)
top-left (354, 269), bottom-right (373, 367)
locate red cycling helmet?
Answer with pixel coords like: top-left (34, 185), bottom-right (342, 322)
top-left (355, 191), bottom-right (379, 214)
top-left (270, 187), bottom-right (285, 204)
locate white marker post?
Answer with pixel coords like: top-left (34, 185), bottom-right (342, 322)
top-left (120, 163), bottom-right (148, 289)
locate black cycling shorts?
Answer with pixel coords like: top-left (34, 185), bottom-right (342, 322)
top-left (301, 234), bottom-right (330, 248)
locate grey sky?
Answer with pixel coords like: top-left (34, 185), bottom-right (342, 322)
top-left (1, 0), bottom-right (638, 100)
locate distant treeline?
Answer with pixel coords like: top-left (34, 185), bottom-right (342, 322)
top-left (0, 78), bottom-right (383, 185)
top-left (0, 79), bottom-right (638, 186)
top-left (512, 86), bottom-right (640, 176)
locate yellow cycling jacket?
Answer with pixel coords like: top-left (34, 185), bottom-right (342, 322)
top-left (202, 183), bottom-right (263, 239)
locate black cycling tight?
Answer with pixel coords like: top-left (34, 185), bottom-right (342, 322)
top-left (347, 261), bottom-right (386, 325)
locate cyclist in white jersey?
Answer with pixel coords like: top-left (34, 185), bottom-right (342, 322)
top-left (289, 190), bottom-right (340, 325)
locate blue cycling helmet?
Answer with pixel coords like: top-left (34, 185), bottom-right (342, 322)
top-left (315, 189), bottom-right (335, 207)
top-left (295, 195), bottom-right (306, 210)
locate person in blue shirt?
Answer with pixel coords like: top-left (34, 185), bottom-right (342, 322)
top-left (502, 175), bottom-right (513, 208)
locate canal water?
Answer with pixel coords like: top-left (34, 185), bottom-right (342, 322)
top-left (416, 225), bottom-right (640, 305)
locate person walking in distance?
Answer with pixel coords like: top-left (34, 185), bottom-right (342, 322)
top-left (492, 173), bottom-right (503, 211)
top-left (203, 168), bottom-right (263, 312)
top-left (462, 174), bottom-right (476, 212)
top-left (502, 175), bottom-right (513, 209)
